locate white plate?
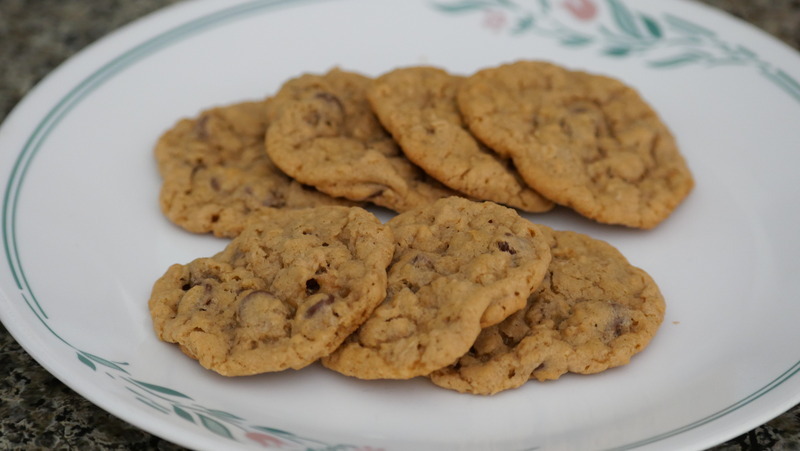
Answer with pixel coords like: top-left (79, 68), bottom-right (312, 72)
top-left (2, 0), bottom-right (799, 449)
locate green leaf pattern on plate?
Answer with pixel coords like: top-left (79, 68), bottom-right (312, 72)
top-left (173, 405), bottom-right (195, 424)
top-left (77, 351), bottom-right (129, 374)
top-left (199, 414), bottom-right (235, 440)
top-left (110, 376), bottom-right (379, 449)
top-left (106, 373), bottom-right (381, 449)
top-left (130, 379), bottom-right (193, 399)
top-left (607, 0), bottom-right (642, 38)
top-left (76, 352), bottom-right (96, 371)
top-left (432, 0), bottom-right (800, 102)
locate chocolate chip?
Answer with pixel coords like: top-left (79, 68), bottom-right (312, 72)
top-left (314, 92), bottom-right (344, 112)
top-left (613, 319), bottom-right (626, 337)
top-left (190, 163), bottom-right (205, 179)
top-left (181, 275), bottom-right (207, 291)
top-left (411, 253), bottom-right (435, 270)
top-left (497, 241), bottom-right (517, 254)
top-left (197, 283), bottom-right (215, 311)
top-left (194, 115), bottom-right (210, 139)
top-left (210, 177), bottom-right (221, 191)
top-left (305, 278), bottom-right (320, 294)
top-left (304, 110), bottom-right (320, 126)
top-left (305, 294), bottom-right (335, 318)
top-left (398, 278), bottom-right (420, 293)
top-left (237, 290), bottom-right (283, 319)
top-left (499, 330), bottom-right (516, 347)
top-left (608, 304), bottom-right (631, 338)
top-left (240, 290), bottom-right (275, 303)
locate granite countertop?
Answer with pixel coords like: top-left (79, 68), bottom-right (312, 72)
top-left (1, 0), bottom-right (799, 449)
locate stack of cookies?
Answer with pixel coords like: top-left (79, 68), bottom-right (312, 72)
top-left (156, 61), bottom-right (694, 237)
top-left (149, 60), bottom-right (679, 394)
top-left (149, 197), bottom-right (666, 395)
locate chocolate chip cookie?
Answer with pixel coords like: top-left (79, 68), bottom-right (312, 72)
top-left (458, 60), bottom-right (694, 229)
top-left (321, 197), bottom-right (551, 380)
top-left (265, 68), bottom-right (457, 212)
top-left (148, 206), bottom-right (395, 376)
top-left (368, 66), bottom-right (553, 213)
top-left (429, 226), bottom-right (666, 395)
top-left (155, 100), bottom-right (351, 238)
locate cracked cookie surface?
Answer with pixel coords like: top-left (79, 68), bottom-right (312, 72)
top-left (148, 206), bottom-right (394, 376)
top-left (367, 66), bottom-right (553, 213)
top-left (265, 69), bottom-right (457, 212)
top-left (321, 197), bottom-right (551, 380)
top-left (155, 100), bottom-right (351, 238)
top-left (458, 60), bottom-right (694, 229)
top-left (429, 226), bottom-right (666, 395)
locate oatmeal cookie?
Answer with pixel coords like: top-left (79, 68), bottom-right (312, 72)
top-left (429, 227), bottom-right (666, 395)
top-left (155, 100), bottom-right (351, 238)
top-left (321, 197), bottom-right (551, 380)
top-left (265, 69), bottom-right (457, 212)
top-left (148, 206), bottom-right (394, 376)
top-left (368, 66), bottom-right (553, 213)
top-left (458, 60), bottom-right (694, 228)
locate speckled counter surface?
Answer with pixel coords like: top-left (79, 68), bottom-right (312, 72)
top-left (1, 1), bottom-right (799, 450)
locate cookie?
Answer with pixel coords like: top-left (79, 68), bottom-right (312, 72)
top-left (148, 206), bottom-right (395, 376)
top-left (367, 66), bottom-right (553, 213)
top-left (458, 60), bottom-right (694, 229)
top-left (429, 227), bottom-right (666, 395)
top-left (321, 197), bottom-right (551, 380)
top-left (155, 100), bottom-right (352, 238)
top-left (265, 68), bottom-right (457, 212)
